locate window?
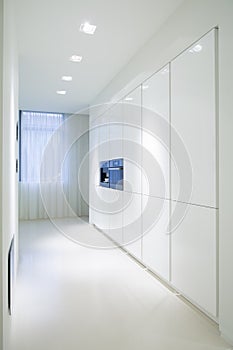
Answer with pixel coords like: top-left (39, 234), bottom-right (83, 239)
top-left (19, 111), bottom-right (64, 182)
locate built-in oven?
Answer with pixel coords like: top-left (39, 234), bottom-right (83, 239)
top-left (109, 158), bottom-right (123, 190)
top-left (100, 160), bottom-right (110, 188)
top-left (99, 158), bottom-right (124, 190)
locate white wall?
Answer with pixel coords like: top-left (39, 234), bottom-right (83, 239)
top-left (1, 0), bottom-right (18, 348)
top-left (90, 0), bottom-right (233, 344)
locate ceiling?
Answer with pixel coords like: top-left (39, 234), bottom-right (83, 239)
top-left (16, 0), bottom-right (183, 114)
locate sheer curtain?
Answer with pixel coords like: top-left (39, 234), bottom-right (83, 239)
top-left (19, 111), bottom-right (89, 220)
top-left (20, 112), bottom-right (64, 182)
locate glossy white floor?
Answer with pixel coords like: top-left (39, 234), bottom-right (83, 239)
top-left (11, 218), bottom-right (232, 350)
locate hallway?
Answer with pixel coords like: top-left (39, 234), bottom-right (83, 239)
top-left (11, 219), bottom-right (230, 350)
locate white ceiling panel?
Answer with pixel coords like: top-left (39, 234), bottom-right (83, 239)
top-left (16, 0), bottom-right (184, 113)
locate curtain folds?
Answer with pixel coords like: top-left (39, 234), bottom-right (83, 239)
top-left (19, 182), bottom-right (75, 220)
top-left (19, 112), bottom-right (89, 220)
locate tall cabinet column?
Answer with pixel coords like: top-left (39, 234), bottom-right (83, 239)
top-left (170, 29), bottom-right (218, 317)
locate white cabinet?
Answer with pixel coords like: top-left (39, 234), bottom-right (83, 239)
top-left (123, 87), bottom-right (142, 194)
top-left (142, 196), bottom-right (170, 281)
top-left (122, 87), bottom-right (142, 256)
top-left (142, 65), bottom-right (170, 198)
top-left (90, 117), bottom-right (100, 189)
top-left (109, 102), bottom-right (123, 160)
top-left (108, 102), bottom-right (124, 245)
top-left (89, 119), bottom-right (99, 162)
top-left (90, 30), bottom-right (218, 321)
top-left (93, 186), bottom-right (109, 235)
top-left (171, 201), bottom-right (217, 317)
top-left (171, 29), bottom-right (216, 207)
top-left (98, 112), bottom-right (109, 163)
top-left (108, 189), bottom-right (123, 245)
top-left (89, 117), bottom-right (100, 224)
top-left (123, 192), bottom-right (142, 260)
top-left (92, 112), bottom-right (109, 229)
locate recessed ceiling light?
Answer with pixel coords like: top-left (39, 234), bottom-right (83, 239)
top-left (80, 22), bottom-right (97, 35)
top-left (125, 97), bottom-right (133, 101)
top-left (69, 55), bottom-right (82, 62)
top-left (56, 90), bottom-right (66, 95)
top-left (142, 85), bottom-right (149, 90)
top-left (189, 44), bottom-right (202, 53)
top-left (62, 76), bottom-right (72, 82)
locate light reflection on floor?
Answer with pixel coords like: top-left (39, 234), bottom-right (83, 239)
top-left (10, 218), bottom-right (231, 350)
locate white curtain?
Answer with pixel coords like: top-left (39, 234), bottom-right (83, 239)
top-left (19, 111), bottom-right (89, 220)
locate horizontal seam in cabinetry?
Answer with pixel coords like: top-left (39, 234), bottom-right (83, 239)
top-left (96, 185), bottom-right (218, 209)
top-left (170, 199), bottom-right (218, 210)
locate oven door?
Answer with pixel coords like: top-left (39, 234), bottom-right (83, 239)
top-left (109, 167), bottom-right (123, 190)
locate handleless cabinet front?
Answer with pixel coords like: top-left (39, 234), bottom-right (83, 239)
top-left (123, 87), bottom-right (142, 194)
top-left (142, 65), bottom-right (170, 199)
top-left (171, 29), bottom-right (217, 208)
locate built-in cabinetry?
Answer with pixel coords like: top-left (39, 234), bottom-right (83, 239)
top-left (171, 30), bottom-right (217, 208)
top-left (142, 196), bottom-right (170, 281)
top-left (122, 87), bottom-right (142, 260)
top-left (141, 64), bottom-right (170, 280)
top-left (142, 64), bottom-right (170, 199)
top-left (170, 29), bottom-right (217, 317)
top-left (122, 86), bottom-right (142, 194)
top-left (123, 192), bottom-right (142, 260)
top-left (90, 29), bottom-right (217, 319)
top-left (171, 202), bottom-right (217, 316)
top-left (89, 116), bottom-right (99, 226)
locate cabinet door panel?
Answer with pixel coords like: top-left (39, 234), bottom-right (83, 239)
top-left (89, 118), bottom-right (100, 224)
top-left (171, 202), bottom-right (217, 317)
top-left (93, 187), bottom-right (109, 235)
top-left (171, 30), bottom-right (216, 207)
top-left (142, 196), bottom-right (170, 281)
top-left (123, 87), bottom-right (142, 194)
top-left (142, 65), bottom-right (170, 198)
top-left (108, 189), bottom-right (123, 245)
top-left (109, 102), bottom-right (123, 160)
top-left (123, 192), bottom-right (142, 260)
top-left (93, 113), bottom-right (110, 231)
top-left (98, 112), bottom-right (109, 163)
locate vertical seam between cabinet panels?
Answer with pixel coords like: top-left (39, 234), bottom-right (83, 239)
top-left (141, 84), bottom-right (143, 261)
top-left (214, 26), bottom-right (219, 319)
top-left (108, 111), bottom-right (110, 235)
top-left (122, 101), bottom-right (125, 245)
top-left (19, 111), bottom-right (22, 182)
top-left (121, 101), bottom-right (124, 245)
top-left (169, 61), bottom-right (172, 283)
top-left (121, 101), bottom-right (124, 246)
top-left (77, 127), bottom-right (82, 217)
